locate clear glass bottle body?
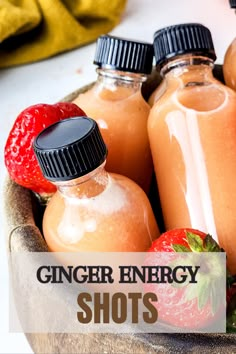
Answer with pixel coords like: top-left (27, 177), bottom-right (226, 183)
top-left (73, 68), bottom-right (153, 193)
top-left (148, 54), bottom-right (236, 273)
top-left (223, 37), bottom-right (236, 91)
top-left (43, 162), bottom-right (159, 252)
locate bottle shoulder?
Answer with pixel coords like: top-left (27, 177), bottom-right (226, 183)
top-left (73, 84), bottom-right (150, 121)
top-left (225, 37), bottom-right (236, 56)
top-left (74, 82), bottom-right (147, 102)
top-left (223, 38), bottom-right (236, 91)
top-left (149, 77), bottom-right (236, 121)
top-left (45, 173), bottom-right (149, 216)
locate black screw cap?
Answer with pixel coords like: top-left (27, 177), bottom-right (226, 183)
top-left (34, 117), bottom-right (107, 181)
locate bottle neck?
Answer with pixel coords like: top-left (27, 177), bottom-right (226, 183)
top-left (160, 55), bottom-right (215, 85)
top-left (55, 162), bottom-right (109, 199)
top-left (95, 67), bottom-right (147, 93)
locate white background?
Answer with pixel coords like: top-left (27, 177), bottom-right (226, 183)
top-left (0, 0), bottom-right (235, 353)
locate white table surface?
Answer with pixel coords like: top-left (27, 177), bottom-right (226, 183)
top-left (0, 0), bottom-right (235, 353)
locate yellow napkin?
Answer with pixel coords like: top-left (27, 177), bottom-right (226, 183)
top-left (0, 0), bottom-right (127, 68)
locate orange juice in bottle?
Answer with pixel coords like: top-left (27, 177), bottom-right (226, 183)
top-left (148, 23), bottom-right (236, 273)
top-left (73, 35), bottom-right (154, 193)
top-left (34, 117), bottom-right (159, 252)
top-left (223, 0), bottom-right (236, 91)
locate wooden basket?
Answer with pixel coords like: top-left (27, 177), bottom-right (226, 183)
top-left (4, 66), bottom-right (236, 354)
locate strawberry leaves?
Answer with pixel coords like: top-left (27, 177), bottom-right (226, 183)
top-left (181, 232), bottom-right (225, 315)
top-left (172, 231), bottom-right (223, 253)
top-left (204, 234), bottom-right (222, 252)
top-left (172, 244), bottom-right (190, 252)
top-left (186, 232), bottom-right (205, 252)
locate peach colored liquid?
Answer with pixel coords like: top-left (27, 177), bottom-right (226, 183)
top-left (148, 80), bottom-right (167, 107)
top-left (73, 86), bottom-right (153, 193)
top-left (148, 78), bottom-right (236, 273)
top-left (43, 173), bottom-right (159, 252)
top-left (223, 38), bottom-right (236, 91)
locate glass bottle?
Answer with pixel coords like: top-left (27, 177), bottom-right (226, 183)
top-left (34, 116), bottom-right (159, 252)
top-left (148, 23), bottom-right (236, 273)
top-left (223, 0), bottom-right (236, 91)
top-left (73, 35), bottom-right (154, 193)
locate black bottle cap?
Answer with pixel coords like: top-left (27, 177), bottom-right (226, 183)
top-left (153, 23), bottom-right (216, 66)
top-left (93, 34), bottom-right (154, 74)
top-left (33, 117), bottom-right (108, 182)
top-left (229, 0), bottom-right (236, 8)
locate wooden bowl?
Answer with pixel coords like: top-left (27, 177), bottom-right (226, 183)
top-left (4, 65), bottom-right (236, 354)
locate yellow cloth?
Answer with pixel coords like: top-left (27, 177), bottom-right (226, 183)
top-left (0, 0), bottom-right (127, 68)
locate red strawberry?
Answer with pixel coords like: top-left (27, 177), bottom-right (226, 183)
top-left (148, 228), bottom-right (207, 253)
top-left (4, 102), bottom-right (86, 196)
top-left (53, 102), bottom-right (86, 119)
top-left (145, 228), bottom-right (226, 330)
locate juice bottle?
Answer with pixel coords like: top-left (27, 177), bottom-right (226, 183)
top-left (148, 23), bottom-right (236, 273)
top-left (223, 0), bottom-right (236, 91)
top-left (34, 116), bottom-right (159, 252)
top-left (73, 35), bottom-right (154, 193)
